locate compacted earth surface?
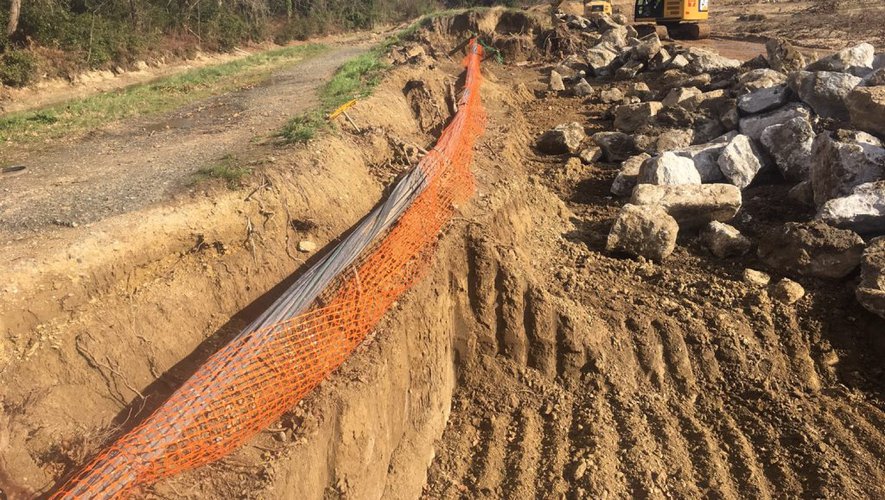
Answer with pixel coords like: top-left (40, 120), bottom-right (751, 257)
top-left (1, 4), bottom-right (885, 500)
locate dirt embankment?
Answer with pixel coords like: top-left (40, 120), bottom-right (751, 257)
top-left (2, 6), bottom-right (885, 499)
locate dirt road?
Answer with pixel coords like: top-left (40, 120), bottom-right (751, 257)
top-left (0, 44), bottom-right (367, 238)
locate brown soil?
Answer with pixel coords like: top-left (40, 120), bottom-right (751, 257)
top-left (1, 6), bottom-right (884, 500)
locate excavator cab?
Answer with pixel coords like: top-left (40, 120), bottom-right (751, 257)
top-left (634, 0), bottom-right (710, 39)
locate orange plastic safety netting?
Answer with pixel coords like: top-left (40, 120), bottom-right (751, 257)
top-left (51, 41), bottom-right (485, 499)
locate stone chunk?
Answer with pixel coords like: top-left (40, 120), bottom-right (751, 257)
top-left (599, 87), bottom-right (625, 103)
top-left (630, 184), bottom-right (742, 228)
top-left (672, 136), bottom-right (734, 183)
top-left (788, 70), bottom-right (862, 121)
top-left (846, 85), bottom-right (885, 139)
top-left (655, 129), bottom-right (694, 153)
top-left (743, 269), bottom-right (771, 287)
top-left (606, 204), bottom-right (679, 261)
top-left (806, 42), bottom-right (875, 77)
top-left (766, 38), bottom-right (806, 73)
top-left (737, 84), bottom-right (791, 115)
top-left (586, 46), bottom-right (620, 76)
top-left (638, 152), bottom-right (702, 185)
top-left (773, 279), bottom-right (806, 305)
top-left (573, 78), bottom-right (594, 97)
top-left (739, 103), bottom-right (812, 141)
top-left (737, 68), bottom-right (788, 93)
top-left (662, 87), bottom-right (703, 107)
top-left (611, 153), bottom-right (651, 197)
top-left (593, 131), bottom-right (640, 162)
top-left (760, 116), bottom-right (815, 182)
top-left (684, 47), bottom-right (741, 74)
top-left (537, 122), bottom-right (586, 155)
top-left (757, 221), bottom-right (865, 279)
top-left (701, 221), bottom-right (752, 258)
top-left (717, 134), bottom-right (765, 189)
top-left (614, 101), bottom-right (663, 133)
top-left (632, 33), bottom-right (662, 62)
top-left (817, 181), bottom-right (885, 235)
top-left (857, 237), bottom-right (885, 319)
top-left (810, 129), bottom-right (885, 206)
top-left (549, 70), bottom-right (565, 92)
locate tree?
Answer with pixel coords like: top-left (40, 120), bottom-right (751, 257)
top-left (6, 0), bottom-right (22, 38)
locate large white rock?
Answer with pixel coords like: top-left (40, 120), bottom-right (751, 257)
top-left (606, 204), bottom-right (679, 261)
top-left (807, 42), bottom-right (875, 77)
top-left (810, 130), bottom-right (885, 206)
top-left (817, 181), bottom-right (885, 235)
top-left (631, 33), bottom-right (662, 62)
top-left (638, 152), bottom-right (702, 185)
top-left (630, 183), bottom-right (742, 228)
top-left (586, 46), bottom-right (620, 76)
top-left (611, 153), bottom-right (651, 196)
top-left (739, 103), bottom-right (812, 141)
top-left (671, 141), bottom-right (729, 183)
top-left (789, 70), bottom-right (863, 121)
top-left (760, 116), bottom-right (815, 182)
top-left (717, 134), bottom-right (765, 189)
top-left (737, 84), bottom-right (791, 115)
top-left (684, 47), bottom-right (741, 75)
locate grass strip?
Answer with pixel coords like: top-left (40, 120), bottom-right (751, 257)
top-left (0, 43), bottom-right (328, 145)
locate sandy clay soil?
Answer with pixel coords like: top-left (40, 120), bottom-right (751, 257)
top-left (1, 5), bottom-right (884, 500)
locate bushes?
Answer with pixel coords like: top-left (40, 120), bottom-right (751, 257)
top-left (1, 0), bottom-right (516, 85)
top-left (0, 51), bottom-right (37, 87)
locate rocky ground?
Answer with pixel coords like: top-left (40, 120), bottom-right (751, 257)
top-left (415, 8), bottom-right (885, 499)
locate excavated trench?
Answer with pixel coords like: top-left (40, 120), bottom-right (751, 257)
top-left (2, 8), bottom-right (885, 499)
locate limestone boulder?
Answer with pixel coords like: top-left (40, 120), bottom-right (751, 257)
top-left (739, 103), bottom-right (812, 141)
top-left (788, 70), bottom-right (862, 121)
top-left (759, 116), bottom-right (815, 181)
top-left (806, 42), bottom-right (875, 77)
top-left (810, 129), bottom-right (885, 206)
top-left (758, 221), bottom-right (865, 279)
top-left (606, 204), bottom-right (679, 261)
top-left (537, 122), bottom-right (586, 155)
top-left (630, 184), bottom-right (742, 228)
top-left (717, 134), bottom-right (765, 189)
top-left (638, 152), bottom-right (703, 186)
top-left (611, 153), bottom-right (651, 197)
top-left (817, 181), bottom-right (885, 235)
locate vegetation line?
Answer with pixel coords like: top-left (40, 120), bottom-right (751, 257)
top-left (0, 43), bottom-right (328, 146)
top-left (279, 8), bottom-right (477, 144)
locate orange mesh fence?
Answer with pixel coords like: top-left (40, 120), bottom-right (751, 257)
top-left (52, 40), bottom-right (486, 499)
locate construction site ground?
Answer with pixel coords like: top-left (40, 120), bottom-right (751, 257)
top-left (1, 3), bottom-right (884, 499)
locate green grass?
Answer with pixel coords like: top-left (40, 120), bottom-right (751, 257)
top-left (278, 7), bottom-right (509, 145)
top-left (194, 154), bottom-right (251, 188)
top-left (279, 49), bottom-right (387, 144)
top-left (0, 43), bottom-right (328, 146)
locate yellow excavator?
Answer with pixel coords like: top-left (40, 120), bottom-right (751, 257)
top-left (585, 1), bottom-right (613, 16)
top-left (634, 0), bottom-right (711, 40)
